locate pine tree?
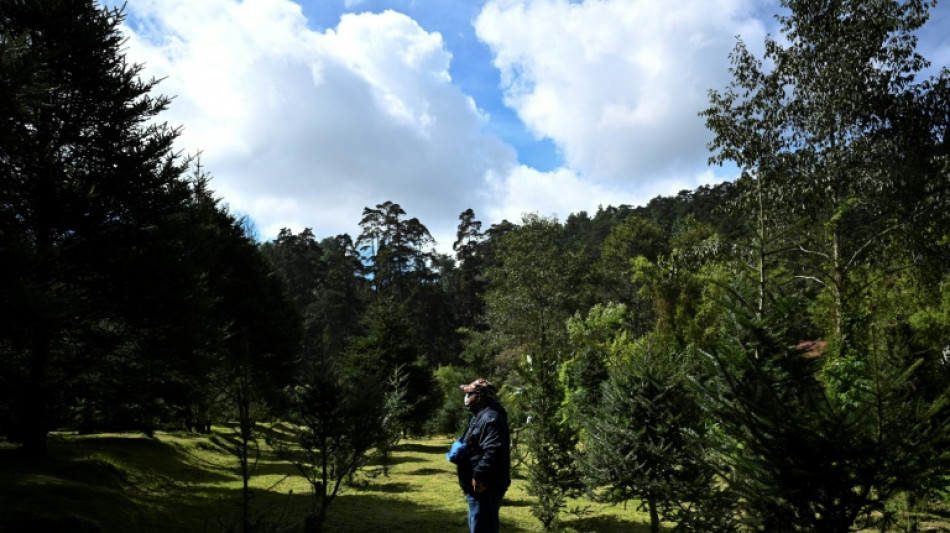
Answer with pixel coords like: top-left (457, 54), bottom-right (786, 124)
top-left (0, 0), bottom-right (191, 457)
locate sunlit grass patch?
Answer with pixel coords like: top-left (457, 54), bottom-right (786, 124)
top-left (1, 431), bottom-right (652, 532)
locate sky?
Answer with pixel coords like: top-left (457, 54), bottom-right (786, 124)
top-left (113, 0), bottom-right (950, 253)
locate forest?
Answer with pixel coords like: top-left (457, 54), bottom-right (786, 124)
top-left (2, 0), bottom-right (950, 532)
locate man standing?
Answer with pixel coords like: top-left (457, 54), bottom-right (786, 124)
top-left (455, 378), bottom-right (511, 533)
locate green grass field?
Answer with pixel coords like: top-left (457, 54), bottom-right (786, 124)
top-left (0, 428), bottom-right (652, 532)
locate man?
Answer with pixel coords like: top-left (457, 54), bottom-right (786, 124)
top-left (455, 378), bottom-right (511, 533)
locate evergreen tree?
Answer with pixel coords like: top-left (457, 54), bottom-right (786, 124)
top-left (453, 208), bottom-right (487, 331)
top-left (347, 299), bottom-right (438, 436)
top-left (281, 360), bottom-right (391, 533)
top-left (484, 214), bottom-right (582, 531)
top-left (0, 0), bottom-right (196, 457)
top-left (701, 282), bottom-right (950, 533)
top-left (581, 335), bottom-right (715, 533)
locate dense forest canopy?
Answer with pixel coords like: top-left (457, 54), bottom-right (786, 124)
top-left (2, 0), bottom-right (950, 532)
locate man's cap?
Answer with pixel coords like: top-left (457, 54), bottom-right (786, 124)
top-left (460, 378), bottom-right (497, 399)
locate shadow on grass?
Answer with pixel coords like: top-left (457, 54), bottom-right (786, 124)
top-left (502, 496), bottom-right (533, 508)
top-left (1, 449), bottom-right (479, 533)
top-left (247, 461), bottom-right (303, 478)
top-left (1, 434), bottom-right (542, 533)
top-left (210, 431), bottom-right (286, 462)
top-left (404, 467), bottom-right (449, 476)
top-left (367, 454), bottom-right (425, 468)
top-left (349, 481), bottom-right (414, 493)
top-left (0, 434), bottom-right (233, 486)
top-left (2, 449), bottom-right (248, 532)
top-left (392, 442), bottom-right (448, 455)
top-left (564, 513), bottom-right (656, 533)
top-left (325, 491), bottom-right (535, 533)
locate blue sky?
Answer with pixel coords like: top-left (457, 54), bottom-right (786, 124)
top-left (296, 0), bottom-right (564, 171)
top-left (115, 0), bottom-right (949, 252)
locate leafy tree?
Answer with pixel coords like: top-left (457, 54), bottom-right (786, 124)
top-left (595, 216), bottom-right (669, 335)
top-left (703, 0), bottom-right (950, 350)
top-left (626, 183), bottom-right (743, 241)
top-left (909, 275), bottom-right (950, 357)
top-left (701, 6), bottom-right (950, 528)
top-left (427, 364), bottom-right (469, 435)
top-left (631, 216), bottom-right (723, 351)
top-left (561, 303), bottom-right (626, 431)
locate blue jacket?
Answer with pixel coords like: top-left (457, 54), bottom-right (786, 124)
top-left (456, 401), bottom-right (511, 495)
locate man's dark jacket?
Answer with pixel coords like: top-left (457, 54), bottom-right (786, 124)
top-left (456, 401), bottom-right (511, 496)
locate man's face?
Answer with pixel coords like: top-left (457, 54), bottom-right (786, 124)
top-left (464, 391), bottom-right (480, 409)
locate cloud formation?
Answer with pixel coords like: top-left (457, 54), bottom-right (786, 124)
top-left (123, 0), bottom-right (516, 249)
top-left (116, 0), bottom-right (842, 252)
top-left (474, 0), bottom-right (767, 186)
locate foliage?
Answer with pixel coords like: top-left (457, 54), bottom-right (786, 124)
top-left (4, 1), bottom-right (950, 531)
top-left (908, 275), bottom-right (950, 356)
top-left (346, 299), bottom-right (439, 436)
top-left (701, 280), bottom-right (950, 533)
top-left (377, 366), bottom-right (410, 477)
top-left (0, 0), bottom-right (303, 458)
top-left (703, 0), bottom-right (950, 348)
top-left (278, 366), bottom-right (391, 533)
top-left (694, 5), bottom-right (950, 528)
top-left (453, 209), bottom-right (488, 331)
top-left (357, 201), bottom-right (435, 303)
top-left (562, 303), bottom-right (627, 434)
top-left (485, 214), bottom-right (583, 531)
top-left (631, 216), bottom-right (725, 351)
top-left (426, 365), bottom-right (469, 436)
top-left (580, 334), bottom-right (712, 533)
top-left (594, 217), bottom-right (668, 335)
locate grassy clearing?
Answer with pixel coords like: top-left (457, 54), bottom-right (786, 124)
top-left (0, 428), bottom-right (652, 532)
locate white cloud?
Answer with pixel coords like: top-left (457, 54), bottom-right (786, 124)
top-left (484, 164), bottom-right (719, 225)
top-left (121, 0), bottom-right (517, 250)
top-left (474, 0), bottom-right (767, 183)
top-left (486, 165), bottom-right (603, 223)
top-left (117, 0), bottom-right (779, 253)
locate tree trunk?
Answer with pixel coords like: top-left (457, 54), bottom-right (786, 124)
top-left (648, 498), bottom-right (660, 533)
top-left (240, 396), bottom-right (251, 533)
top-left (23, 328), bottom-right (51, 460)
top-left (238, 336), bottom-right (253, 533)
top-left (907, 492), bottom-right (920, 533)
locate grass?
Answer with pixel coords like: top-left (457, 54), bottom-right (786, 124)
top-left (0, 428), bottom-right (653, 532)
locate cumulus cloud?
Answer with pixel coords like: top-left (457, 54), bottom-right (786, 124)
top-left (117, 0), bottom-right (778, 253)
top-left (121, 0), bottom-right (516, 249)
top-left (487, 166), bottom-right (602, 223)
top-left (474, 0), bottom-right (768, 185)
